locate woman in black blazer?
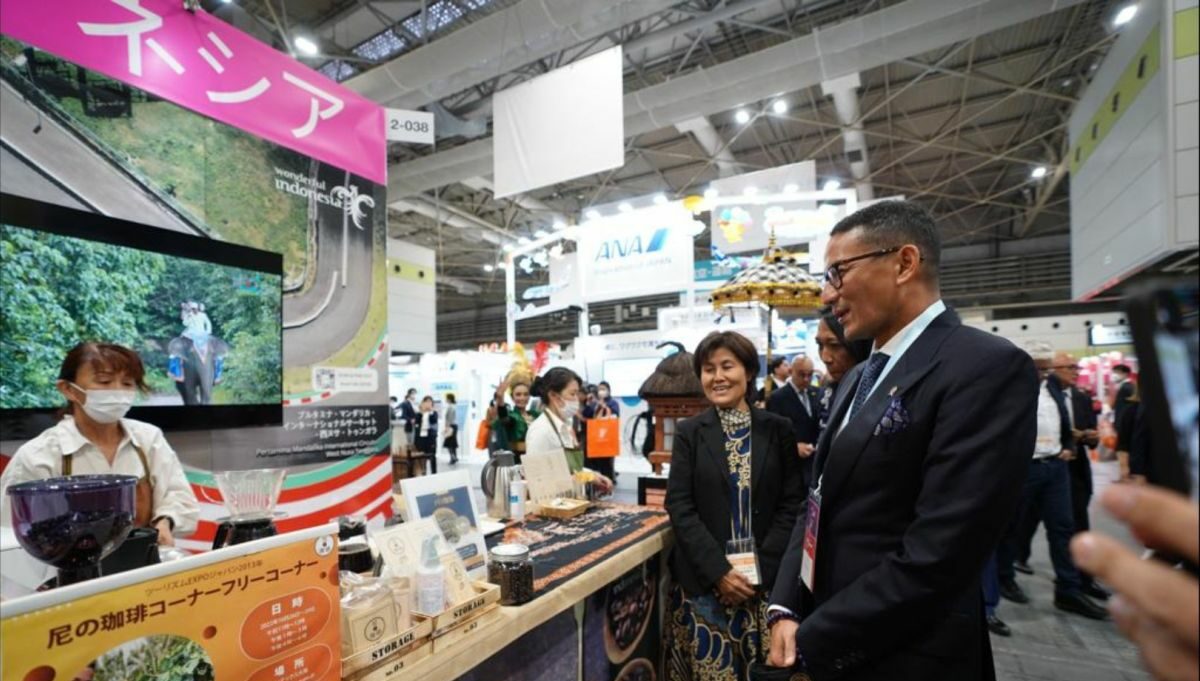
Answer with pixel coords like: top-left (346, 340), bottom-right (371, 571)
top-left (664, 331), bottom-right (805, 681)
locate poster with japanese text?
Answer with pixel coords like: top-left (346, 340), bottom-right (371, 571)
top-left (0, 526), bottom-right (341, 681)
top-left (0, 1), bottom-right (394, 551)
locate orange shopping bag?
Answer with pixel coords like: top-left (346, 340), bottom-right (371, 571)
top-left (586, 418), bottom-right (620, 458)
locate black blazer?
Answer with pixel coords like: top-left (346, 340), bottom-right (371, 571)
top-left (766, 382), bottom-right (823, 445)
top-left (1068, 387), bottom-right (1097, 488)
top-left (767, 382), bottom-right (824, 490)
top-left (664, 407), bottom-right (805, 597)
top-left (770, 309), bottom-right (1037, 681)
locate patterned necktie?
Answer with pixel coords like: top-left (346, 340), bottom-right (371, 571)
top-left (849, 352), bottom-right (891, 419)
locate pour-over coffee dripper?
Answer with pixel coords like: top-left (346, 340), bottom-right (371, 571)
top-left (210, 469), bottom-right (286, 549)
top-left (213, 468), bottom-right (286, 520)
top-left (6, 474), bottom-right (137, 587)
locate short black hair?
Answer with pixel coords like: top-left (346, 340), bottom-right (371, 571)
top-left (1112, 364), bottom-right (1132, 375)
top-left (445, 392), bottom-right (456, 403)
top-left (820, 308), bottom-right (873, 363)
top-left (831, 200), bottom-right (940, 281)
top-left (599, 381), bottom-right (612, 391)
top-left (767, 356), bottom-right (787, 374)
top-left (532, 366), bottom-right (583, 402)
top-left (693, 331), bottom-right (760, 391)
top-left (406, 388), bottom-right (417, 398)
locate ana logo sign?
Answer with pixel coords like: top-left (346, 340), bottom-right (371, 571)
top-left (594, 228), bottom-right (668, 261)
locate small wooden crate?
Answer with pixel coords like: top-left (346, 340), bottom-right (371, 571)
top-left (343, 615), bottom-right (433, 678)
top-left (533, 497), bottom-right (590, 519)
top-left (347, 639), bottom-right (433, 681)
top-left (415, 581), bottom-right (503, 654)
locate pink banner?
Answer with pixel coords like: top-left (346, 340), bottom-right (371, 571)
top-left (1, 0), bottom-right (386, 184)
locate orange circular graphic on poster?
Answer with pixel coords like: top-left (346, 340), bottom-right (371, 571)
top-left (240, 588), bottom-right (332, 660)
top-left (248, 644), bottom-right (332, 681)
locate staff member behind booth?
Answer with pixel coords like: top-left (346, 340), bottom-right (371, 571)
top-left (524, 368), bottom-right (613, 492)
top-left (490, 378), bottom-right (539, 462)
top-left (663, 331), bottom-right (804, 680)
top-left (0, 342), bottom-right (199, 545)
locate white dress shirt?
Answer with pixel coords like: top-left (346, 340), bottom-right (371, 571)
top-left (1034, 381), bottom-right (1065, 459)
top-left (0, 417), bottom-right (199, 535)
top-left (839, 299), bottom-right (947, 434)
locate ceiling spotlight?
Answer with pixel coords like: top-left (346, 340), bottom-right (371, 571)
top-left (585, 208), bottom-right (601, 220)
top-left (483, 264), bottom-right (495, 272)
top-left (822, 179), bottom-right (842, 192)
top-left (618, 202), bottom-right (633, 213)
top-left (653, 193), bottom-right (668, 205)
top-left (1031, 166), bottom-right (1048, 179)
top-left (743, 186), bottom-right (758, 197)
top-left (704, 187), bottom-right (719, 200)
top-left (534, 229), bottom-right (550, 239)
top-left (1113, 4), bottom-right (1137, 26)
top-left (734, 109), bottom-right (751, 124)
top-left (783, 183), bottom-right (800, 194)
top-left (502, 243), bottom-right (515, 253)
top-left (293, 35), bottom-right (319, 55)
top-left (518, 236), bottom-right (531, 245)
top-left (552, 219), bottom-right (567, 231)
top-left (1061, 78), bottom-right (1073, 87)
top-left (772, 99), bottom-right (788, 114)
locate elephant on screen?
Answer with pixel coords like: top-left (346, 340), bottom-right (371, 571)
top-left (168, 335), bottom-right (229, 405)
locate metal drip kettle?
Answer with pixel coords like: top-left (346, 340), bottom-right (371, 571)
top-left (480, 450), bottom-right (521, 519)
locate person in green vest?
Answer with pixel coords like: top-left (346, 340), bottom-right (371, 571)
top-left (525, 367), bottom-right (613, 493)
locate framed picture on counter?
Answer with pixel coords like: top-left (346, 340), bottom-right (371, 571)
top-left (399, 470), bottom-right (489, 578)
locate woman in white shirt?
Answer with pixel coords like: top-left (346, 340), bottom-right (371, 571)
top-left (525, 367), bottom-right (613, 493)
top-left (0, 342), bottom-right (200, 545)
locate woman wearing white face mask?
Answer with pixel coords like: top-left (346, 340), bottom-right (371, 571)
top-left (0, 342), bottom-right (199, 545)
top-left (525, 367), bottom-right (614, 494)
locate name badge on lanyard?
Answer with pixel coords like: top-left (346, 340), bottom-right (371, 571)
top-left (800, 480), bottom-right (822, 593)
top-left (726, 537), bottom-right (761, 586)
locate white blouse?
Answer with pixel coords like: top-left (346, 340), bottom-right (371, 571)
top-left (0, 417), bottom-right (200, 535)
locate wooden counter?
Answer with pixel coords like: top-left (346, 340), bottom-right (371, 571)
top-left (390, 526), bottom-right (672, 681)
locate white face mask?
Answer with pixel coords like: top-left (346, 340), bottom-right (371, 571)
top-left (560, 399), bottom-right (581, 421)
top-left (70, 382), bottom-right (135, 424)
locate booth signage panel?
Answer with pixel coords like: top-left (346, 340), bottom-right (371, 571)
top-left (0, 526), bottom-right (341, 681)
top-left (711, 200), bottom-right (842, 255)
top-left (0, 0), bottom-right (386, 183)
top-left (385, 108), bottom-right (434, 144)
top-left (576, 206), bottom-right (695, 304)
top-left (1089, 323), bottom-right (1134, 346)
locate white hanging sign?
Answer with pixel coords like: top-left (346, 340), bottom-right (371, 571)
top-left (386, 108), bottom-right (435, 144)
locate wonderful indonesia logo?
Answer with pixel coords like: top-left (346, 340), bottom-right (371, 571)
top-left (273, 167), bottom-right (375, 230)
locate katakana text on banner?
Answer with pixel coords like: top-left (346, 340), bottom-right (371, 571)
top-left (0, 0), bottom-right (386, 184)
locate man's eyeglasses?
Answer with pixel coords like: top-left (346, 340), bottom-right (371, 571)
top-left (823, 247), bottom-right (902, 290)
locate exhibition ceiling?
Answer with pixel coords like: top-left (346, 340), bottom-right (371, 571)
top-left (213, 0), bottom-right (1124, 320)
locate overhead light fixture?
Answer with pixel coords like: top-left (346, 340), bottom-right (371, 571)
top-left (1031, 166), bottom-right (1048, 179)
top-left (783, 183), bottom-right (799, 194)
top-left (483, 264), bottom-right (495, 272)
top-left (502, 243), bottom-right (515, 253)
top-left (772, 100), bottom-right (788, 114)
top-left (704, 187), bottom-right (719, 200)
top-left (552, 219), bottom-right (567, 231)
top-left (1113, 4), bottom-right (1137, 26)
top-left (734, 109), bottom-right (751, 124)
top-left (653, 193), bottom-right (668, 205)
top-left (822, 179), bottom-right (842, 191)
top-left (534, 229), bottom-right (550, 238)
top-left (585, 208), bottom-right (601, 220)
top-left (618, 202), bottom-right (633, 213)
top-left (293, 35), bottom-right (319, 55)
top-left (743, 186), bottom-right (758, 197)
top-left (517, 236), bottom-right (531, 246)
top-left (1061, 78), bottom-right (1073, 87)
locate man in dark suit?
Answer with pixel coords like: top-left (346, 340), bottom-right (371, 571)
top-left (767, 355), bottom-right (823, 490)
top-left (766, 201), bottom-right (1038, 681)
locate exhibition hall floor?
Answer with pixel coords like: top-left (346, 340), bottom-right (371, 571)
top-left (435, 457), bottom-right (1148, 681)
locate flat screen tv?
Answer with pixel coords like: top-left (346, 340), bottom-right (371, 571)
top-left (0, 193), bottom-right (283, 438)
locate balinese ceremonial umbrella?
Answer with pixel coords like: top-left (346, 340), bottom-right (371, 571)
top-left (710, 234), bottom-right (825, 399)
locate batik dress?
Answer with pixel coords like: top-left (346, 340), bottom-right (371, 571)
top-left (666, 407), bottom-right (769, 681)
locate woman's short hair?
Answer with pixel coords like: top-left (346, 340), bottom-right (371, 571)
top-left (531, 367), bottom-right (582, 402)
top-left (58, 342), bottom-right (149, 392)
top-left (693, 331), bottom-right (760, 383)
